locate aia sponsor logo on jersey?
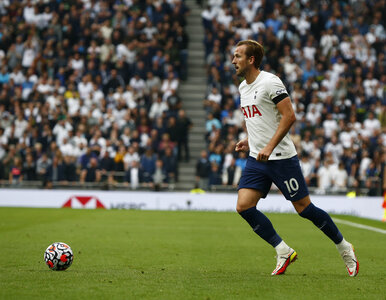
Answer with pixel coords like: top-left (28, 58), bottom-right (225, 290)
top-left (241, 105), bottom-right (262, 119)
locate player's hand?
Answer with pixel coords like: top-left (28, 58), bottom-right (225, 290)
top-left (256, 146), bottom-right (273, 161)
top-left (235, 139), bottom-right (249, 152)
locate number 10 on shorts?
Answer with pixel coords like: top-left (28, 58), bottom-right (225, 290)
top-left (284, 178), bottom-right (299, 194)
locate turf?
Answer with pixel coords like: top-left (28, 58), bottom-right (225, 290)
top-left (0, 208), bottom-right (385, 300)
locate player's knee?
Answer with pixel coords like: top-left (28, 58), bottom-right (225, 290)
top-left (236, 203), bottom-right (245, 213)
top-left (236, 202), bottom-right (254, 213)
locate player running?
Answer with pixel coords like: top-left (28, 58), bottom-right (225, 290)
top-left (232, 40), bottom-right (359, 276)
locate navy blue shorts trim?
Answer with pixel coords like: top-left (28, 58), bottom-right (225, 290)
top-left (238, 155), bottom-right (309, 202)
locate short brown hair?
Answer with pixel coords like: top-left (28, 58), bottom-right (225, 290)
top-left (236, 40), bottom-right (264, 68)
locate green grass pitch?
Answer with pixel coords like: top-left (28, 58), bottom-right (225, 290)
top-left (0, 207), bottom-right (385, 300)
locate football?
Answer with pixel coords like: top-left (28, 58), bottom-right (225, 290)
top-left (44, 242), bottom-right (73, 271)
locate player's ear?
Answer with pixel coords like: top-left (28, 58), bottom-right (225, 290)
top-left (249, 56), bottom-right (255, 66)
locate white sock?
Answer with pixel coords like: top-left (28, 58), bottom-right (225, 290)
top-left (336, 238), bottom-right (351, 253)
top-left (275, 240), bottom-right (291, 255)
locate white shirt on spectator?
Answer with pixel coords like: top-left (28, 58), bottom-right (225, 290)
top-left (149, 101), bottom-right (169, 120)
top-left (301, 140), bottom-right (314, 154)
top-left (91, 88), bottom-right (104, 105)
top-left (78, 81), bottom-right (93, 100)
top-left (320, 33), bottom-right (338, 56)
top-left (251, 21), bottom-right (265, 34)
top-left (72, 135), bottom-right (88, 149)
top-left (70, 58), bottom-right (84, 71)
top-left (323, 119), bottom-right (338, 138)
top-left (23, 5), bottom-right (35, 23)
top-left (242, 5), bottom-right (256, 23)
top-left (10, 71), bottom-right (26, 85)
top-left (60, 141), bottom-right (76, 157)
top-left (358, 157), bottom-right (371, 180)
top-left (116, 44), bottom-right (136, 64)
top-left (363, 77), bottom-right (379, 98)
top-left (339, 130), bottom-right (355, 148)
top-left (332, 168), bottom-right (348, 189)
top-left (130, 77), bottom-right (146, 94)
top-left (324, 143), bottom-right (343, 164)
top-left (207, 92), bottom-right (222, 105)
top-left (22, 48), bottom-right (36, 68)
top-left (217, 10), bottom-right (233, 27)
top-left (14, 118), bottom-right (28, 138)
top-left (91, 107), bottom-right (103, 119)
top-left (339, 40), bottom-right (353, 59)
top-left (37, 82), bottom-right (53, 94)
top-left (235, 27), bottom-right (254, 40)
top-left (53, 122), bottom-right (73, 146)
top-left (303, 46), bottom-right (316, 61)
top-left (46, 94), bottom-right (60, 110)
top-left (305, 109), bottom-right (321, 126)
top-left (363, 118), bottom-right (381, 135)
top-left (0, 133), bottom-right (8, 160)
top-left (318, 163), bottom-right (337, 191)
top-left (122, 90), bottom-right (137, 109)
top-left (67, 98), bottom-right (80, 116)
top-left (161, 78), bottom-right (179, 100)
top-left (300, 159), bottom-right (313, 179)
top-left (124, 152), bottom-right (140, 169)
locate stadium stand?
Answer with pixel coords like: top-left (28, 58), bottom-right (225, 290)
top-left (198, 0), bottom-right (385, 196)
top-left (0, 0), bottom-right (191, 190)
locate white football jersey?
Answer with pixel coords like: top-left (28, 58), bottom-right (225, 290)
top-left (239, 71), bottom-right (297, 160)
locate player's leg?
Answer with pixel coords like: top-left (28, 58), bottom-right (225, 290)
top-left (293, 196), bottom-right (359, 277)
top-left (237, 188), bottom-right (283, 247)
top-left (237, 188), bottom-right (297, 275)
top-left (272, 155), bottom-right (359, 276)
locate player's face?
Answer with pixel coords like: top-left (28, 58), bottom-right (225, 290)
top-left (232, 45), bottom-right (250, 77)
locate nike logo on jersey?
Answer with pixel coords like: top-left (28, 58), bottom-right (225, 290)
top-left (241, 105), bottom-right (262, 119)
top-left (289, 192), bottom-right (298, 198)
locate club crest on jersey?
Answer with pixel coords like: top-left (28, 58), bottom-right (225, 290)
top-left (241, 105), bottom-right (262, 119)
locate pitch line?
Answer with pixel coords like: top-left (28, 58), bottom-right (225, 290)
top-left (332, 218), bottom-right (386, 234)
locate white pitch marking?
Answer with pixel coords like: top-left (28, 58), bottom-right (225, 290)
top-left (333, 218), bottom-right (386, 234)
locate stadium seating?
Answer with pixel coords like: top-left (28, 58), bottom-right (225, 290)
top-left (0, 0), bottom-right (190, 190)
top-left (198, 0), bottom-right (384, 196)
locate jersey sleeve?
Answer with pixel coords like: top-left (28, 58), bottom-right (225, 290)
top-left (267, 75), bottom-right (289, 104)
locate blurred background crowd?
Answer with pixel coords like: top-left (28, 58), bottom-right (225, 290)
top-left (0, 0), bottom-right (191, 190)
top-left (0, 0), bottom-right (384, 196)
top-left (198, 0), bottom-right (385, 195)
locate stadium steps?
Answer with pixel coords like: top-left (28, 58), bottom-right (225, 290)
top-left (176, 0), bottom-right (207, 191)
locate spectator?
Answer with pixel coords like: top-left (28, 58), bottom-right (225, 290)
top-left (140, 148), bottom-right (157, 187)
top-left (9, 157), bottom-right (23, 185)
top-left (46, 156), bottom-right (66, 184)
top-left (162, 147), bottom-right (178, 183)
top-left (208, 162), bottom-right (222, 188)
top-left (22, 153), bottom-right (37, 181)
top-left (125, 160), bottom-right (141, 190)
top-left (332, 162), bottom-right (349, 192)
top-left (196, 150), bottom-right (211, 190)
top-left (317, 153), bottom-right (338, 194)
top-left (153, 159), bottom-right (168, 190)
top-left (176, 109), bottom-right (192, 162)
top-left (36, 153), bottom-right (52, 181)
top-left (99, 150), bottom-right (115, 185)
top-left (80, 157), bottom-right (101, 184)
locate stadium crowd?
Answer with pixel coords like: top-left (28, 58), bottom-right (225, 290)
top-left (197, 0), bottom-right (385, 195)
top-left (0, 0), bottom-right (192, 190)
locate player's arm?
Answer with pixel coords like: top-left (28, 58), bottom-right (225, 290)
top-left (257, 97), bottom-right (296, 161)
top-left (235, 137), bottom-right (249, 152)
top-left (235, 121), bottom-right (249, 152)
